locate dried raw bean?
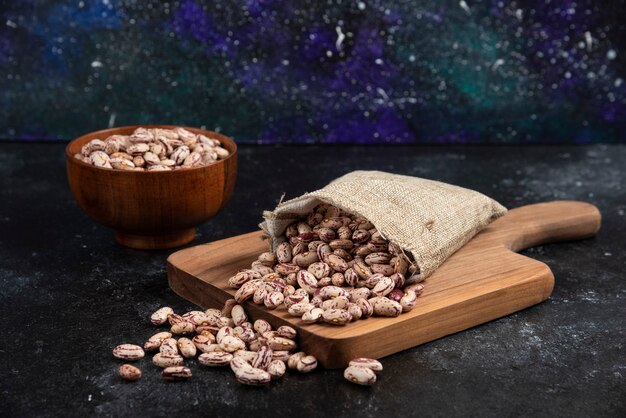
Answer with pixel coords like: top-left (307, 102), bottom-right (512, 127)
top-left (228, 270), bottom-right (261, 288)
top-left (216, 326), bottom-right (233, 344)
top-left (235, 280), bottom-right (259, 302)
top-left (276, 242), bottom-right (293, 263)
top-left (288, 352), bottom-right (307, 370)
top-left (113, 344), bottom-right (145, 361)
top-left (319, 218), bottom-right (343, 229)
top-left (276, 326), bottom-right (297, 340)
top-left (171, 321), bottom-right (195, 335)
top-left (355, 245), bottom-right (373, 257)
top-left (205, 308), bottom-right (222, 317)
top-left (353, 259), bottom-right (372, 280)
top-left (220, 336), bottom-right (246, 352)
top-left (198, 352), bottom-right (233, 367)
top-left (230, 356), bottom-right (253, 373)
top-left (258, 252), bottom-right (277, 267)
top-left (144, 332), bottom-right (173, 351)
top-left (337, 225), bottom-right (352, 240)
top-left (90, 151), bottom-right (111, 168)
top-left (296, 355), bottom-right (318, 373)
top-left (400, 290), bottom-right (418, 312)
top-left (326, 254), bottom-right (349, 272)
top-left (251, 261), bottom-right (274, 276)
top-left (152, 353), bottom-right (184, 368)
top-left (349, 287), bottom-right (371, 302)
top-left (317, 227), bottom-right (336, 242)
top-left (231, 305), bottom-right (247, 326)
top-left (321, 296), bottom-right (349, 310)
top-left (349, 358), bottom-right (383, 372)
top-left (234, 326), bottom-right (256, 343)
top-left (310, 295), bottom-right (323, 307)
top-left (167, 313), bottom-right (185, 326)
top-left (308, 262), bottom-right (331, 279)
top-left (293, 251), bottom-right (319, 268)
top-left (221, 299), bottom-right (237, 317)
top-left (275, 263), bottom-right (300, 276)
top-left (344, 268), bottom-right (359, 286)
top-left (110, 158), bottom-right (135, 170)
top-left (319, 286), bottom-right (349, 299)
top-left (347, 303), bottom-right (363, 321)
top-left (405, 283), bottom-right (425, 295)
top-left (316, 244), bottom-right (333, 263)
top-left (331, 272), bottom-right (345, 286)
top-left (365, 273), bottom-right (386, 289)
top-left (388, 288), bottom-right (404, 302)
top-left (367, 242), bottom-right (388, 253)
top-left (162, 366), bottom-right (192, 381)
top-left (372, 276), bottom-right (395, 297)
top-left (177, 338), bottom-right (197, 358)
top-left (271, 351), bottom-right (290, 362)
top-left (296, 270), bottom-right (318, 295)
top-left (235, 367), bottom-right (272, 385)
top-left (302, 307), bottom-right (324, 324)
top-left (298, 231), bottom-right (317, 243)
top-left (356, 298), bottom-right (374, 318)
top-left (186, 311), bottom-right (211, 326)
top-left (288, 302), bottom-right (314, 317)
top-left (119, 364), bottom-right (142, 382)
top-left (344, 366), bottom-right (377, 386)
top-left (333, 248), bottom-right (353, 261)
top-left (234, 350), bottom-right (258, 363)
top-left (128, 143), bottom-right (150, 155)
top-left (351, 229), bottom-right (370, 243)
top-left (390, 272), bottom-right (406, 289)
top-left (268, 359), bottom-right (287, 380)
top-left (291, 241), bottom-right (305, 256)
top-left (192, 334), bottom-right (216, 352)
top-left (253, 286), bottom-right (269, 305)
top-left (132, 155), bottom-right (145, 167)
top-left (372, 297), bottom-right (403, 317)
top-left (253, 319), bottom-right (273, 334)
top-left (267, 337), bottom-right (297, 351)
top-left (317, 276), bottom-right (332, 287)
top-left (248, 339), bottom-right (265, 352)
top-left (252, 345), bottom-right (273, 370)
top-left (159, 338), bottom-right (179, 355)
top-left (322, 309), bottom-right (352, 326)
top-left (264, 291), bottom-right (285, 309)
top-left (370, 263), bottom-right (395, 276)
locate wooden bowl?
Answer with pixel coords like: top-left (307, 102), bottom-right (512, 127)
top-left (66, 125), bottom-right (237, 250)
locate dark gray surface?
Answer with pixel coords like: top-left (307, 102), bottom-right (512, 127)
top-left (0, 143), bottom-right (624, 418)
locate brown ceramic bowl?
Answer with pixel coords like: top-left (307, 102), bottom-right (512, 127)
top-left (66, 125), bottom-right (237, 249)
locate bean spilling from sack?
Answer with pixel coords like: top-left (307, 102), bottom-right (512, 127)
top-left (230, 203), bottom-right (425, 323)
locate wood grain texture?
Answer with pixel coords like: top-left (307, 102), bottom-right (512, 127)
top-left (65, 125), bottom-right (237, 249)
top-left (167, 201), bottom-right (601, 368)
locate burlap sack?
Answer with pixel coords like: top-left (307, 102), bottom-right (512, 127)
top-left (260, 171), bottom-right (507, 281)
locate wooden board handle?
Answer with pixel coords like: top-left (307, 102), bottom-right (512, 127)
top-left (477, 201), bottom-right (601, 252)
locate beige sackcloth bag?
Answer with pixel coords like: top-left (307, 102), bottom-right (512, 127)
top-left (260, 171), bottom-right (507, 281)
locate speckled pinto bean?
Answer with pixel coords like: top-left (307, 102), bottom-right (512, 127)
top-left (113, 344), bottom-right (145, 361)
top-left (198, 352), bottom-right (233, 367)
top-left (162, 366), bottom-right (192, 381)
top-left (150, 307), bottom-right (174, 325)
top-left (235, 367), bottom-right (272, 385)
top-left (348, 358), bottom-right (383, 372)
top-left (119, 364), bottom-right (142, 381)
top-left (144, 332), bottom-right (172, 352)
top-left (344, 366), bottom-right (377, 386)
top-left (152, 353), bottom-right (184, 368)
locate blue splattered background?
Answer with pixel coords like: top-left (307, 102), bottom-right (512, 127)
top-left (1, 0), bottom-right (625, 144)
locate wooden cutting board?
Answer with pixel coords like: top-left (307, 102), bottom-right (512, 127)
top-left (167, 201), bottom-right (601, 368)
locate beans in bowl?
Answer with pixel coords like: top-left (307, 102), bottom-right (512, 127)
top-left (74, 127), bottom-right (230, 171)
